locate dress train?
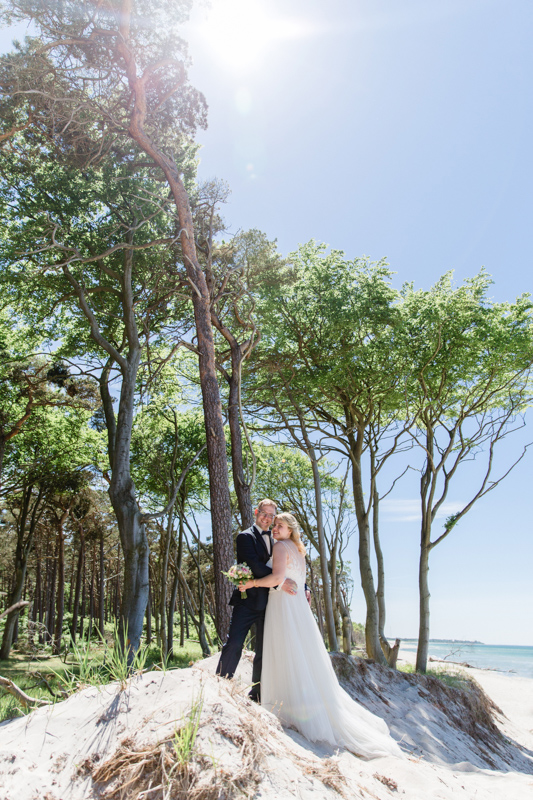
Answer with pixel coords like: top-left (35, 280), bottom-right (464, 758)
top-left (261, 540), bottom-right (402, 759)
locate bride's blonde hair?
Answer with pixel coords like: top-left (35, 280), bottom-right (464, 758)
top-left (275, 512), bottom-right (306, 556)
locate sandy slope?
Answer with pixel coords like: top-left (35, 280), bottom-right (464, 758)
top-left (0, 651), bottom-right (531, 800)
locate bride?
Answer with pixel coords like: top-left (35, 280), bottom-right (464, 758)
top-left (239, 512), bottom-right (402, 759)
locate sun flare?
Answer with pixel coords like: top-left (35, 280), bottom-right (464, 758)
top-left (195, 0), bottom-right (309, 71)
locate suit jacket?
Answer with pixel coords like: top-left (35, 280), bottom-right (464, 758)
top-left (229, 524), bottom-right (273, 611)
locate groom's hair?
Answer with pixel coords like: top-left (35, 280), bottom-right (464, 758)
top-left (256, 498), bottom-right (277, 512)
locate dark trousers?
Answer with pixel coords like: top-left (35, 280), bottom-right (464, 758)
top-left (216, 603), bottom-right (265, 700)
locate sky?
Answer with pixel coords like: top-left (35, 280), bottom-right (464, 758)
top-left (1, 0), bottom-right (532, 647)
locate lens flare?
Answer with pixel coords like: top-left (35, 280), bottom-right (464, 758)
top-left (195, 0), bottom-right (310, 72)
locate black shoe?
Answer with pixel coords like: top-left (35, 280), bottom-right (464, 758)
top-left (248, 693), bottom-right (260, 703)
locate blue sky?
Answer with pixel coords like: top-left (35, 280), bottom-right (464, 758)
top-left (1, 1), bottom-right (531, 646)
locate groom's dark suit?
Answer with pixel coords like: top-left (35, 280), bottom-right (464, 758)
top-left (216, 523), bottom-right (273, 700)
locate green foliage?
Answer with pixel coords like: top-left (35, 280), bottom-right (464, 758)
top-left (398, 272), bottom-right (533, 423)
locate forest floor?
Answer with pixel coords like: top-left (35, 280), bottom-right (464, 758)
top-left (0, 647), bottom-right (532, 799)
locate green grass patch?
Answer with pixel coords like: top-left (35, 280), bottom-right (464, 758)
top-left (0, 637), bottom-right (208, 723)
top-left (398, 661), bottom-right (471, 690)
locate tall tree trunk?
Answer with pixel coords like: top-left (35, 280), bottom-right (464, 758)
top-left (350, 450), bottom-right (387, 665)
top-left (53, 509), bottom-right (69, 656)
top-left (46, 538), bottom-right (58, 644)
top-left (0, 437), bottom-right (5, 496)
top-left (416, 433), bottom-right (435, 673)
top-left (178, 582), bottom-right (185, 647)
top-left (227, 359), bottom-right (253, 528)
top-left (372, 487), bottom-right (398, 666)
top-left (71, 525), bottom-right (85, 643)
top-left (98, 528), bottom-right (105, 636)
top-left (107, 356), bottom-right (150, 657)
top-left (79, 544), bottom-right (87, 638)
top-left (67, 543), bottom-right (76, 614)
top-left (30, 554), bottom-right (41, 647)
top-left (309, 450), bottom-right (338, 651)
top-left (167, 563), bottom-right (179, 658)
top-left (158, 512), bottom-right (174, 659)
top-left (145, 584), bottom-right (152, 644)
top-left (88, 543), bottom-right (95, 638)
top-left (416, 524), bottom-right (432, 673)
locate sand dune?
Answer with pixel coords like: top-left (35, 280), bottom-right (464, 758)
top-left (0, 650), bottom-right (531, 799)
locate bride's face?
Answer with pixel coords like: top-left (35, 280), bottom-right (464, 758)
top-left (272, 518), bottom-right (291, 540)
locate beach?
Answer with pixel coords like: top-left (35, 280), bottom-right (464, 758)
top-left (0, 650), bottom-right (531, 799)
top-left (397, 647), bottom-right (533, 756)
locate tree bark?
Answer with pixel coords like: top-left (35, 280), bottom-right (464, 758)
top-left (46, 537), bottom-right (58, 644)
top-left (227, 362), bottom-right (253, 528)
top-left (372, 487), bottom-right (397, 666)
top-left (167, 562), bottom-right (180, 658)
top-left (306, 452), bottom-right (337, 650)
top-left (53, 508), bottom-right (69, 656)
top-left (416, 536), bottom-right (431, 673)
top-left (416, 431), bottom-right (435, 673)
top-left (145, 585), bottom-right (152, 645)
top-left (158, 511), bottom-right (174, 659)
top-left (71, 524), bottom-right (85, 643)
top-left (106, 348), bottom-right (150, 657)
top-left (98, 528), bottom-right (105, 636)
top-left (349, 443), bottom-right (387, 665)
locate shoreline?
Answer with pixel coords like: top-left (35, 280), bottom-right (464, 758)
top-left (396, 641), bottom-right (533, 679)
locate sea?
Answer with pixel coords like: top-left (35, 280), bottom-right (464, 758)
top-left (400, 640), bottom-right (533, 679)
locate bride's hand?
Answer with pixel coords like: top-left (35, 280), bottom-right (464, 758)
top-left (239, 580), bottom-right (255, 592)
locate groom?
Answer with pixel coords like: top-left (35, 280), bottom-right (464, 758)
top-left (216, 498), bottom-right (297, 702)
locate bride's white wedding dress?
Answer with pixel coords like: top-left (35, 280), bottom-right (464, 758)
top-left (261, 540), bottom-right (402, 759)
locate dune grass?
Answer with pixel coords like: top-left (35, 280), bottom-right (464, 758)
top-left (397, 660), bottom-right (473, 690)
top-left (0, 637), bottom-right (206, 723)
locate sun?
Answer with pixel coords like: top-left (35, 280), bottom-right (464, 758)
top-left (194, 0), bottom-right (309, 72)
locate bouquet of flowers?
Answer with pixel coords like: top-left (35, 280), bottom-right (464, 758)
top-left (222, 563), bottom-right (254, 599)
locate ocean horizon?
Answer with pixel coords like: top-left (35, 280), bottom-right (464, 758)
top-left (398, 639), bottom-right (533, 679)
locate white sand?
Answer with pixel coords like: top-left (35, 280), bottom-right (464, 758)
top-left (0, 650), bottom-right (531, 799)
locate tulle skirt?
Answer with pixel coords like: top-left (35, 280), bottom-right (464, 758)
top-left (261, 589), bottom-right (402, 759)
